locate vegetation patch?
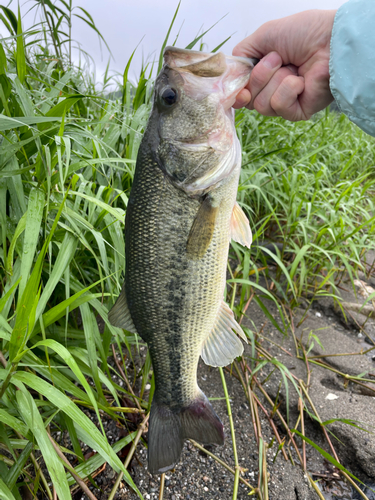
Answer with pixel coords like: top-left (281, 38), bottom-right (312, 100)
top-left (0, 1), bottom-right (375, 499)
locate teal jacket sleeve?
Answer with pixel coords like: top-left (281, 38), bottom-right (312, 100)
top-left (329, 0), bottom-right (375, 136)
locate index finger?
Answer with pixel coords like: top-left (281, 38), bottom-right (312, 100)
top-left (233, 34), bottom-right (265, 60)
top-left (247, 52), bottom-right (283, 109)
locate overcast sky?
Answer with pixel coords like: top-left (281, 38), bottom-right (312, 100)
top-left (3, 0), bottom-right (346, 87)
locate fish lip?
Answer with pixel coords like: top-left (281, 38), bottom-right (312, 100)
top-left (163, 45), bottom-right (259, 70)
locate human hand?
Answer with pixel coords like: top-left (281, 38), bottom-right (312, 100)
top-left (232, 10), bottom-right (337, 121)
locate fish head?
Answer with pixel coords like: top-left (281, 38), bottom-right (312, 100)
top-left (153, 46), bottom-right (256, 194)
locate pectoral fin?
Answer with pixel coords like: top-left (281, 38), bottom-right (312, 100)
top-left (230, 202), bottom-right (252, 248)
top-left (186, 197), bottom-right (218, 259)
top-left (201, 301), bottom-right (247, 367)
top-left (108, 285), bottom-right (138, 334)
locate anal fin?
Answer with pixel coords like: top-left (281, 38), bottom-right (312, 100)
top-left (201, 301), bottom-right (247, 367)
top-left (230, 202), bottom-right (252, 248)
top-left (108, 284), bottom-right (138, 334)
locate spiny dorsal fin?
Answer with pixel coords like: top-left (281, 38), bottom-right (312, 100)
top-left (186, 197), bottom-right (218, 260)
top-left (230, 202), bottom-right (252, 248)
top-left (108, 285), bottom-right (137, 333)
top-left (201, 301), bottom-right (247, 367)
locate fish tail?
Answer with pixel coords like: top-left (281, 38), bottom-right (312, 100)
top-left (148, 391), bottom-right (224, 474)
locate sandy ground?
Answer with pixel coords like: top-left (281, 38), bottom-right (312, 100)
top-left (65, 255), bottom-right (375, 500)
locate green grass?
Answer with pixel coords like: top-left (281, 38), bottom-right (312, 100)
top-left (1, 2), bottom-right (375, 499)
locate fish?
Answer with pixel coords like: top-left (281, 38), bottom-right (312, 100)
top-left (109, 46), bottom-right (256, 474)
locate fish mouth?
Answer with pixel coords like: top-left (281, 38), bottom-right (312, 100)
top-left (163, 46), bottom-right (257, 110)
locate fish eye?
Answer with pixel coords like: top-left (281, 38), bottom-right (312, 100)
top-left (161, 87), bottom-right (178, 106)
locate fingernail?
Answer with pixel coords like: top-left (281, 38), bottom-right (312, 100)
top-left (262, 52), bottom-right (281, 70)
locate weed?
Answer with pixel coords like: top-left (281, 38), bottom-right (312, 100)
top-left (1, 2), bottom-right (375, 499)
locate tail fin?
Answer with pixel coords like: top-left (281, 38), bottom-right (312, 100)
top-left (148, 392), bottom-right (224, 474)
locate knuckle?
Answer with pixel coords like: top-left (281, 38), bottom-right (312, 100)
top-left (232, 43), bottom-right (242, 57)
top-left (285, 114), bottom-right (299, 122)
top-left (269, 94), bottom-right (284, 114)
top-left (254, 93), bottom-right (270, 115)
top-left (284, 73), bottom-right (298, 86)
top-left (259, 19), bottom-right (275, 37)
top-left (278, 67), bottom-right (297, 82)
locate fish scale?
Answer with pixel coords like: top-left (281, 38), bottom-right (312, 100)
top-left (126, 143), bottom-right (236, 405)
top-left (109, 47), bottom-right (256, 473)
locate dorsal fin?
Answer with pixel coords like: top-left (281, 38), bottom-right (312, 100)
top-left (108, 285), bottom-right (137, 333)
top-left (201, 301), bottom-right (247, 367)
top-left (230, 202), bottom-right (252, 248)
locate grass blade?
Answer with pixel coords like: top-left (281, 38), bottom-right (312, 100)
top-left (157, 1), bottom-right (181, 75)
top-left (18, 187), bottom-right (45, 299)
top-left (16, 6), bottom-right (26, 84)
top-left (5, 442), bottom-right (33, 490)
top-left (0, 476), bottom-right (16, 500)
top-left (17, 389), bottom-right (71, 499)
top-left (11, 372), bottom-right (143, 497)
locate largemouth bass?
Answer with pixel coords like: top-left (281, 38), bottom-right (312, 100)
top-left (109, 47), bottom-right (256, 474)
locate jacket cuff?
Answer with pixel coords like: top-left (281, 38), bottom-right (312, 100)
top-left (329, 0), bottom-right (375, 136)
